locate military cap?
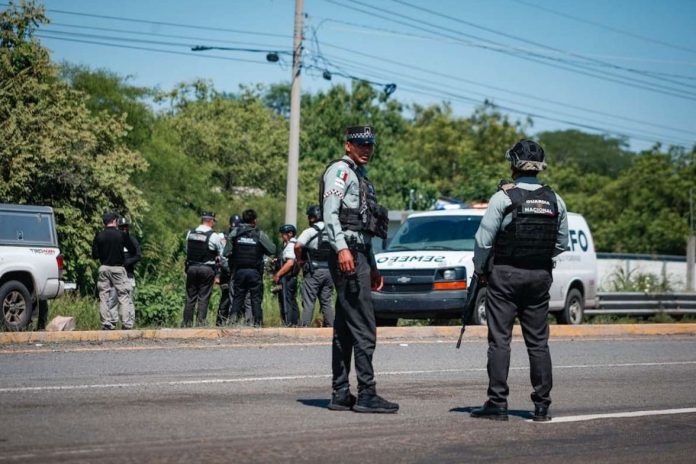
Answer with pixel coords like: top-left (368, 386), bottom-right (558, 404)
top-left (345, 125), bottom-right (375, 144)
top-left (201, 211), bottom-right (216, 220)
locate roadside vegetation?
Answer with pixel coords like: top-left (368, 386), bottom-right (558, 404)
top-left (2, 2), bottom-right (695, 329)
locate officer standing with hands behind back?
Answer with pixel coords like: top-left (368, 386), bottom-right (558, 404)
top-left (470, 140), bottom-right (568, 422)
top-left (321, 125), bottom-right (397, 414)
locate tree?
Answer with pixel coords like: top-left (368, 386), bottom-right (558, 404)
top-left (0, 1), bottom-right (148, 291)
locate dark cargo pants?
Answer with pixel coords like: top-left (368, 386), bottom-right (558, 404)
top-left (485, 264), bottom-right (554, 408)
top-left (183, 264), bottom-right (215, 326)
top-left (231, 268), bottom-right (264, 326)
top-left (300, 267), bottom-right (334, 327)
top-left (329, 249), bottom-right (377, 394)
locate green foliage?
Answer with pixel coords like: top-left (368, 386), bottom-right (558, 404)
top-left (0, 1), bottom-right (148, 293)
top-left (133, 269), bottom-right (185, 327)
top-left (48, 293), bottom-right (101, 330)
top-left (604, 267), bottom-right (673, 293)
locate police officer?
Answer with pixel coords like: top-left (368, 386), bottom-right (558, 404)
top-left (107, 217), bottom-right (142, 328)
top-left (216, 214), bottom-right (241, 326)
top-left (92, 212), bottom-right (137, 330)
top-left (225, 209), bottom-right (276, 326)
top-left (183, 211), bottom-right (224, 327)
top-left (274, 224), bottom-right (300, 326)
top-left (294, 205), bottom-right (335, 327)
top-left (470, 139), bottom-right (568, 422)
top-left (322, 125), bottom-right (398, 413)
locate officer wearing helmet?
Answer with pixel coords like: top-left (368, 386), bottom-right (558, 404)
top-left (321, 125), bottom-right (397, 413)
top-left (294, 205), bottom-right (335, 327)
top-left (274, 224), bottom-right (300, 326)
top-left (107, 217), bottom-right (142, 328)
top-left (470, 139), bottom-right (568, 422)
top-left (216, 214), bottom-right (241, 326)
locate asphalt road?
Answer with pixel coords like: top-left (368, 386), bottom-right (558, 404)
top-left (1, 335), bottom-right (696, 463)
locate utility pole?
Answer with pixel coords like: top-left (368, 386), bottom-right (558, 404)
top-left (284, 0), bottom-right (303, 226)
top-left (687, 188), bottom-right (695, 291)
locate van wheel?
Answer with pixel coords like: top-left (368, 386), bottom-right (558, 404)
top-left (472, 288), bottom-right (487, 326)
top-left (1, 281), bottom-right (33, 331)
top-left (557, 288), bottom-right (584, 325)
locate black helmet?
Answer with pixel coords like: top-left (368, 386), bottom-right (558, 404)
top-left (117, 217), bottom-right (130, 227)
top-left (505, 139), bottom-right (547, 171)
top-left (306, 205), bottom-right (321, 219)
top-left (279, 224), bottom-right (297, 235)
top-left (229, 214), bottom-right (241, 227)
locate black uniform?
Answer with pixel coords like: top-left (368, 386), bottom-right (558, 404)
top-left (227, 225), bottom-right (275, 326)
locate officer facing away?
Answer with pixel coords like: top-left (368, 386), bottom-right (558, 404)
top-left (183, 211), bottom-right (225, 327)
top-left (274, 224), bottom-right (300, 326)
top-left (216, 214), bottom-right (241, 326)
top-left (321, 125), bottom-right (397, 413)
top-left (224, 209), bottom-right (276, 326)
top-left (470, 139), bottom-right (568, 422)
top-left (92, 212), bottom-right (137, 330)
top-left (108, 217), bottom-right (142, 327)
top-left (294, 205), bottom-right (335, 327)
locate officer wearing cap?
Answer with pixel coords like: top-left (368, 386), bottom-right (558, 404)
top-left (107, 217), bottom-right (142, 328)
top-left (224, 209), bottom-right (276, 326)
top-left (182, 211), bottom-right (225, 327)
top-left (294, 205), bottom-right (335, 327)
top-left (91, 212), bottom-right (137, 330)
top-left (216, 214), bottom-right (241, 326)
top-left (321, 125), bottom-right (398, 413)
top-left (274, 224), bottom-right (300, 326)
top-left (470, 139), bottom-right (568, 422)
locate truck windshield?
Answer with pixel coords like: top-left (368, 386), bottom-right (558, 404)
top-left (387, 215), bottom-right (482, 252)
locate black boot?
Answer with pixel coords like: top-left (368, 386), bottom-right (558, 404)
top-left (532, 405), bottom-right (551, 422)
top-left (353, 392), bottom-right (399, 414)
top-left (470, 401), bottom-right (508, 421)
top-left (328, 388), bottom-right (356, 411)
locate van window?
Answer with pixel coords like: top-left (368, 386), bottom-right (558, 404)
top-left (0, 211), bottom-right (55, 246)
top-left (387, 215), bottom-right (482, 251)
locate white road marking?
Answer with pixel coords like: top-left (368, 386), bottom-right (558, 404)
top-left (1, 360), bottom-right (695, 393)
top-left (537, 407), bottom-right (696, 423)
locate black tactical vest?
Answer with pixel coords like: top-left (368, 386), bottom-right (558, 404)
top-left (307, 224), bottom-right (332, 263)
top-left (187, 229), bottom-right (216, 264)
top-left (494, 186), bottom-right (559, 268)
top-left (232, 228), bottom-right (263, 269)
top-left (319, 159), bottom-right (389, 239)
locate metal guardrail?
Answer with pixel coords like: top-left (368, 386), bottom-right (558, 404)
top-left (587, 292), bottom-right (696, 316)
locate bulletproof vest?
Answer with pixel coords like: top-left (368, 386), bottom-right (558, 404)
top-left (187, 229), bottom-right (216, 264)
top-left (494, 186), bottom-right (559, 268)
top-left (319, 159), bottom-right (389, 239)
top-left (232, 228), bottom-right (263, 269)
top-left (307, 224), bottom-right (332, 263)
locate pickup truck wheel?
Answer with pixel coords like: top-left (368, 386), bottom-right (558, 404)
top-left (1, 281), bottom-right (33, 331)
top-left (557, 288), bottom-right (584, 325)
top-left (472, 288), bottom-right (488, 326)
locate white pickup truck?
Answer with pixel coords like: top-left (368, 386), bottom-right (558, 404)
top-left (0, 204), bottom-right (68, 330)
top-left (372, 207), bottom-right (598, 325)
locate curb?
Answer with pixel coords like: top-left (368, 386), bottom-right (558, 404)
top-left (1, 324), bottom-right (695, 345)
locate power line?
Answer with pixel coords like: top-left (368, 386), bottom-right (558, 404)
top-left (324, 0), bottom-right (696, 101)
top-left (391, 0), bottom-right (696, 89)
top-left (511, 0), bottom-right (696, 56)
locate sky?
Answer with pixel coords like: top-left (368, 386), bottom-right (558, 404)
top-left (15, 0), bottom-right (696, 152)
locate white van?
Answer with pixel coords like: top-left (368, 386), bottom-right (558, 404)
top-left (372, 208), bottom-right (597, 325)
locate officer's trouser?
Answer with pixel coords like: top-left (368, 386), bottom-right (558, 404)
top-left (216, 269), bottom-right (232, 326)
top-left (278, 274), bottom-right (299, 326)
top-left (231, 268), bottom-right (263, 326)
top-left (329, 249), bottom-right (377, 394)
top-left (183, 265), bottom-right (215, 326)
top-left (300, 267), bottom-right (334, 327)
top-left (97, 265), bottom-right (132, 329)
top-left (108, 276), bottom-right (136, 328)
top-left (485, 264), bottom-right (553, 408)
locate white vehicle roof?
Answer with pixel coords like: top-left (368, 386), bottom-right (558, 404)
top-left (407, 208), bottom-right (584, 220)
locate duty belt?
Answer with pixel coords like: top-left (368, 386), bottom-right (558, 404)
top-left (346, 239), bottom-right (371, 254)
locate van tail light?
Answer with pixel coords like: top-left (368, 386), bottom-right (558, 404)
top-left (57, 254), bottom-right (65, 279)
top-left (432, 281), bottom-right (467, 291)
